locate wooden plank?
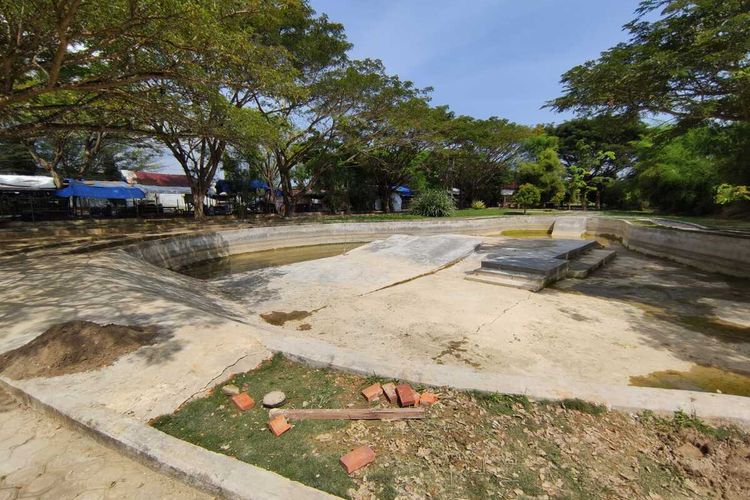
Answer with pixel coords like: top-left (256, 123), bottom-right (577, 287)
top-left (268, 407), bottom-right (426, 421)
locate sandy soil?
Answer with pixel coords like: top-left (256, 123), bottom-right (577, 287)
top-left (0, 320), bottom-right (159, 379)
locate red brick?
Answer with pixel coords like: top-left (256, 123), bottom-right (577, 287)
top-left (396, 384), bottom-right (418, 407)
top-left (420, 392), bottom-right (438, 405)
top-left (231, 393), bottom-right (255, 411)
top-left (361, 383), bottom-right (382, 402)
top-left (381, 383), bottom-right (398, 403)
top-left (340, 446), bottom-right (376, 474)
top-left (268, 415), bottom-right (291, 436)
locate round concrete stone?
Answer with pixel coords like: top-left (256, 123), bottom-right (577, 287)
top-left (221, 384), bottom-right (240, 396)
top-left (262, 391), bottom-right (286, 408)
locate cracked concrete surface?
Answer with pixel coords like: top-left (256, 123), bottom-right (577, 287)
top-left (1, 228), bottom-right (749, 496)
top-left (247, 238), bottom-right (750, 387)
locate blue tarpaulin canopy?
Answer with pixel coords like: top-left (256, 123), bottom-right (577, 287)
top-left (215, 178), bottom-right (271, 194)
top-left (56, 180), bottom-right (145, 199)
top-left (394, 185), bottom-right (413, 197)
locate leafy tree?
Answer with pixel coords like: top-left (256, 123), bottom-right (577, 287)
top-left (549, 0), bottom-right (750, 125)
top-left (514, 183), bottom-right (541, 214)
top-left (634, 127), bottom-right (721, 214)
top-left (434, 116), bottom-right (530, 208)
top-left (518, 147), bottom-right (566, 206)
top-left (342, 86), bottom-right (448, 213)
top-left (547, 115), bottom-right (645, 179)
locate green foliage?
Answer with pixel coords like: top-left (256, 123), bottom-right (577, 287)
top-left (635, 128), bottom-right (720, 214)
top-left (550, 0), bottom-right (750, 125)
top-left (410, 189), bottom-right (456, 217)
top-left (518, 147), bottom-right (566, 205)
top-left (470, 200), bottom-right (486, 209)
top-left (514, 183), bottom-right (541, 214)
top-left (714, 184), bottom-right (750, 205)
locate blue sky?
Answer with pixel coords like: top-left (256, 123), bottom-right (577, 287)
top-left (310, 0), bottom-right (640, 126)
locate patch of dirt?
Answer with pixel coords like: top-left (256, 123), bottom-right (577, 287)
top-left (297, 323), bottom-right (312, 331)
top-left (260, 310), bottom-right (311, 326)
top-left (0, 320), bottom-right (159, 379)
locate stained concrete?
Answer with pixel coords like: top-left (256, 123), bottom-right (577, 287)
top-left (1, 217), bottom-right (749, 498)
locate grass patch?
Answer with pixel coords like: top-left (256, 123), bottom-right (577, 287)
top-left (553, 398), bottom-right (608, 415)
top-left (473, 392), bottom-right (531, 415)
top-left (152, 355), bottom-right (362, 497)
top-left (639, 410), bottom-right (741, 441)
top-left (152, 356), bottom-right (748, 499)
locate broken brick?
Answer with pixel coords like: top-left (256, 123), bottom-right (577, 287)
top-left (396, 384), bottom-right (418, 407)
top-left (381, 382), bottom-right (398, 403)
top-left (231, 392), bottom-right (255, 411)
top-left (340, 446), bottom-right (376, 474)
top-left (361, 383), bottom-right (382, 402)
top-left (268, 415), bottom-right (291, 436)
top-left (420, 392), bottom-right (438, 405)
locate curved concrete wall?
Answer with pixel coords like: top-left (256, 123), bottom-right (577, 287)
top-left (123, 216), bottom-right (750, 278)
top-left (123, 216), bottom-right (558, 270)
top-left (587, 218), bottom-right (750, 278)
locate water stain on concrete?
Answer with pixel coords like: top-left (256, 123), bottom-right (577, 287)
top-left (498, 229), bottom-right (552, 238)
top-left (180, 242), bottom-right (365, 279)
top-left (677, 315), bottom-right (750, 344)
top-left (260, 310), bottom-right (312, 327)
top-left (629, 364), bottom-right (750, 397)
top-left (433, 339), bottom-right (481, 368)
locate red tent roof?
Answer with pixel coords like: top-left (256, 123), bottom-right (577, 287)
top-left (132, 171), bottom-right (191, 187)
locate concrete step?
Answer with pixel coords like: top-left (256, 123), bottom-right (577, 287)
top-left (567, 249), bottom-right (617, 278)
top-left (465, 268), bottom-right (547, 292)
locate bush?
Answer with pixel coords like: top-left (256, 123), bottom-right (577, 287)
top-left (470, 200), bottom-right (486, 209)
top-left (514, 183), bottom-right (541, 214)
top-left (411, 189), bottom-right (456, 217)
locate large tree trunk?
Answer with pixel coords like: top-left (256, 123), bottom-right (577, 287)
top-left (193, 188), bottom-right (206, 220)
top-left (279, 167), bottom-right (294, 217)
top-left (581, 191), bottom-right (588, 212)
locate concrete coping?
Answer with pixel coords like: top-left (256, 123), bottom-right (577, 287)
top-left (0, 376), bottom-right (338, 500)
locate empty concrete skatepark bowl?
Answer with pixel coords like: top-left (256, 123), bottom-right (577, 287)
top-left (1, 215), bottom-right (749, 498)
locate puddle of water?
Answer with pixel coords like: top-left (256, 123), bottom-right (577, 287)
top-left (179, 242), bottom-right (365, 279)
top-left (630, 364), bottom-right (750, 397)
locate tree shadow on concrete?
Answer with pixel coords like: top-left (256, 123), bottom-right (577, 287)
top-left (550, 246), bottom-right (750, 374)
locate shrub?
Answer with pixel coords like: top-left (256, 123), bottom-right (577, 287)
top-left (411, 189), bottom-right (456, 217)
top-left (514, 183), bottom-right (541, 214)
top-left (470, 200), bottom-right (486, 210)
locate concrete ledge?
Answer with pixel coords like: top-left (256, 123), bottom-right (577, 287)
top-left (123, 216), bottom-right (750, 279)
top-left (251, 327), bottom-right (750, 430)
top-left (124, 217), bottom-right (559, 270)
top-left (587, 218), bottom-right (750, 278)
top-left (0, 376), bottom-right (338, 500)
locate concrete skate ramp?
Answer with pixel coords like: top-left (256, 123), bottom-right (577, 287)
top-left (213, 234), bottom-right (482, 313)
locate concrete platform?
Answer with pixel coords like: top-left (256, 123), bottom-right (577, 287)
top-left (473, 238), bottom-right (598, 290)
